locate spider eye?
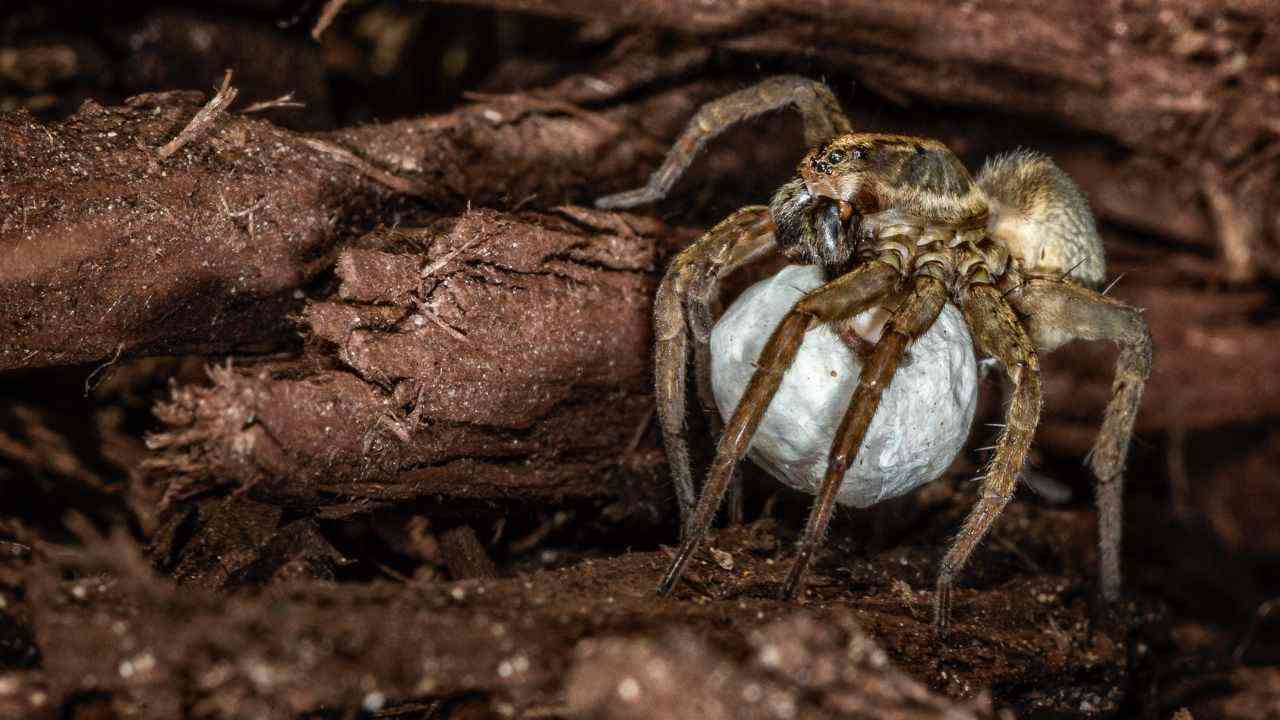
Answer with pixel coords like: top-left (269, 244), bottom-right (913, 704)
top-left (825, 150), bottom-right (844, 164)
top-left (850, 148), bottom-right (865, 160)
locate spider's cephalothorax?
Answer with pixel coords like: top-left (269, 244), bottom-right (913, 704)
top-left (595, 76), bottom-right (1151, 632)
top-left (769, 134), bottom-right (1006, 293)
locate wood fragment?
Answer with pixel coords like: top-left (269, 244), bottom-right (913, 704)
top-left (157, 70), bottom-right (240, 160)
top-left (440, 525), bottom-right (498, 580)
top-left (143, 211), bottom-right (674, 509)
top-left (300, 137), bottom-right (430, 197)
top-left (311, 0), bottom-right (351, 41)
top-left (1201, 165), bottom-right (1263, 282)
top-left (240, 92), bottom-right (305, 114)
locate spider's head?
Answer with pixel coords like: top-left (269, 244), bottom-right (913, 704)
top-left (770, 134), bottom-right (987, 268)
top-left (800, 133), bottom-right (979, 214)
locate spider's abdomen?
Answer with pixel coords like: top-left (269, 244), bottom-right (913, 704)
top-left (977, 150), bottom-right (1105, 288)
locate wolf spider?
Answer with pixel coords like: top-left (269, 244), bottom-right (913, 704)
top-left (596, 76), bottom-right (1152, 629)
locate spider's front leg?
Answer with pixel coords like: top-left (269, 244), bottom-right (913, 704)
top-left (658, 260), bottom-right (902, 595)
top-left (937, 284), bottom-right (1044, 630)
top-left (596, 76), bottom-right (852, 210)
top-left (1006, 278), bottom-right (1151, 602)
top-left (655, 206), bottom-right (777, 535)
top-left (781, 274), bottom-right (948, 600)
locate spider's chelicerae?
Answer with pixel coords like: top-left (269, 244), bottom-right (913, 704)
top-left (596, 76), bottom-right (1152, 630)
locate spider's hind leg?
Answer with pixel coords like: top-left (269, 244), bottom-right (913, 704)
top-left (597, 76), bottom-right (853, 210)
top-left (937, 283), bottom-right (1044, 631)
top-left (655, 206), bottom-right (777, 535)
top-left (1006, 277), bottom-right (1151, 602)
top-left (690, 316), bottom-right (744, 524)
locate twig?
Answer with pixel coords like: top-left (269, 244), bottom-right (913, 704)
top-left (300, 138), bottom-right (428, 197)
top-left (241, 92), bottom-right (305, 114)
top-left (219, 192), bottom-right (267, 219)
top-left (1201, 166), bottom-right (1260, 283)
top-left (157, 70), bottom-right (239, 160)
top-left (427, 310), bottom-right (471, 343)
top-left (1234, 598), bottom-right (1280, 664)
top-left (311, 0), bottom-right (350, 41)
top-left (420, 234), bottom-right (488, 278)
top-left (462, 90), bottom-right (615, 131)
top-left (509, 511), bottom-right (573, 554)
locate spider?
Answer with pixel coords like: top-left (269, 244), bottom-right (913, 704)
top-left (596, 76), bottom-right (1152, 629)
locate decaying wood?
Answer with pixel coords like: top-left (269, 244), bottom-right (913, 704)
top-left (5, 5), bottom-right (1280, 720)
top-left (439, 0), bottom-right (1280, 152)
top-left (144, 209), bottom-right (683, 508)
top-left (0, 71), bottom-right (721, 372)
top-left (0, 91), bottom-right (390, 372)
top-left (7, 20), bottom-right (1272, 380)
top-left (6, 518), bottom-right (1112, 720)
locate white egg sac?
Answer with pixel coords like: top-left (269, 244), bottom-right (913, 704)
top-left (710, 265), bottom-right (978, 508)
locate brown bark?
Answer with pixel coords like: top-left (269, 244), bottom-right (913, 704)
top-left (0, 91), bottom-right (389, 371)
top-left (439, 0), bottom-right (1279, 150)
top-left (7, 18), bottom-right (1271, 377)
top-left (0, 69), bottom-right (718, 372)
top-left (144, 209), bottom-right (685, 508)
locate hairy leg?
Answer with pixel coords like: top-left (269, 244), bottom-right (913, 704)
top-left (656, 206), bottom-right (776, 534)
top-left (781, 275), bottom-right (948, 599)
top-left (1007, 278), bottom-right (1152, 601)
top-left (597, 76), bottom-right (853, 210)
top-left (658, 261), bottom-right (903, 595)
top-left (691, 339), bottom-right (746, 523)
top-left (692, 323), bottom-right (747, 524)
top-left (937, 284), bottom-right (1044, 630)
top-left (686, 236), bottom-right (779, 526)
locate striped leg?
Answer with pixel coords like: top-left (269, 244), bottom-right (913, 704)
top-left (936, 283), bottom-right (1043, 630)
top-left (658, 260), bottom-right (902, 595)
top-left (781, 275), bottom-right (948, 600)
top-left (655, 207), bottom-right (776, 534)
top-left (597, 76), bottom-right (851, 210)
